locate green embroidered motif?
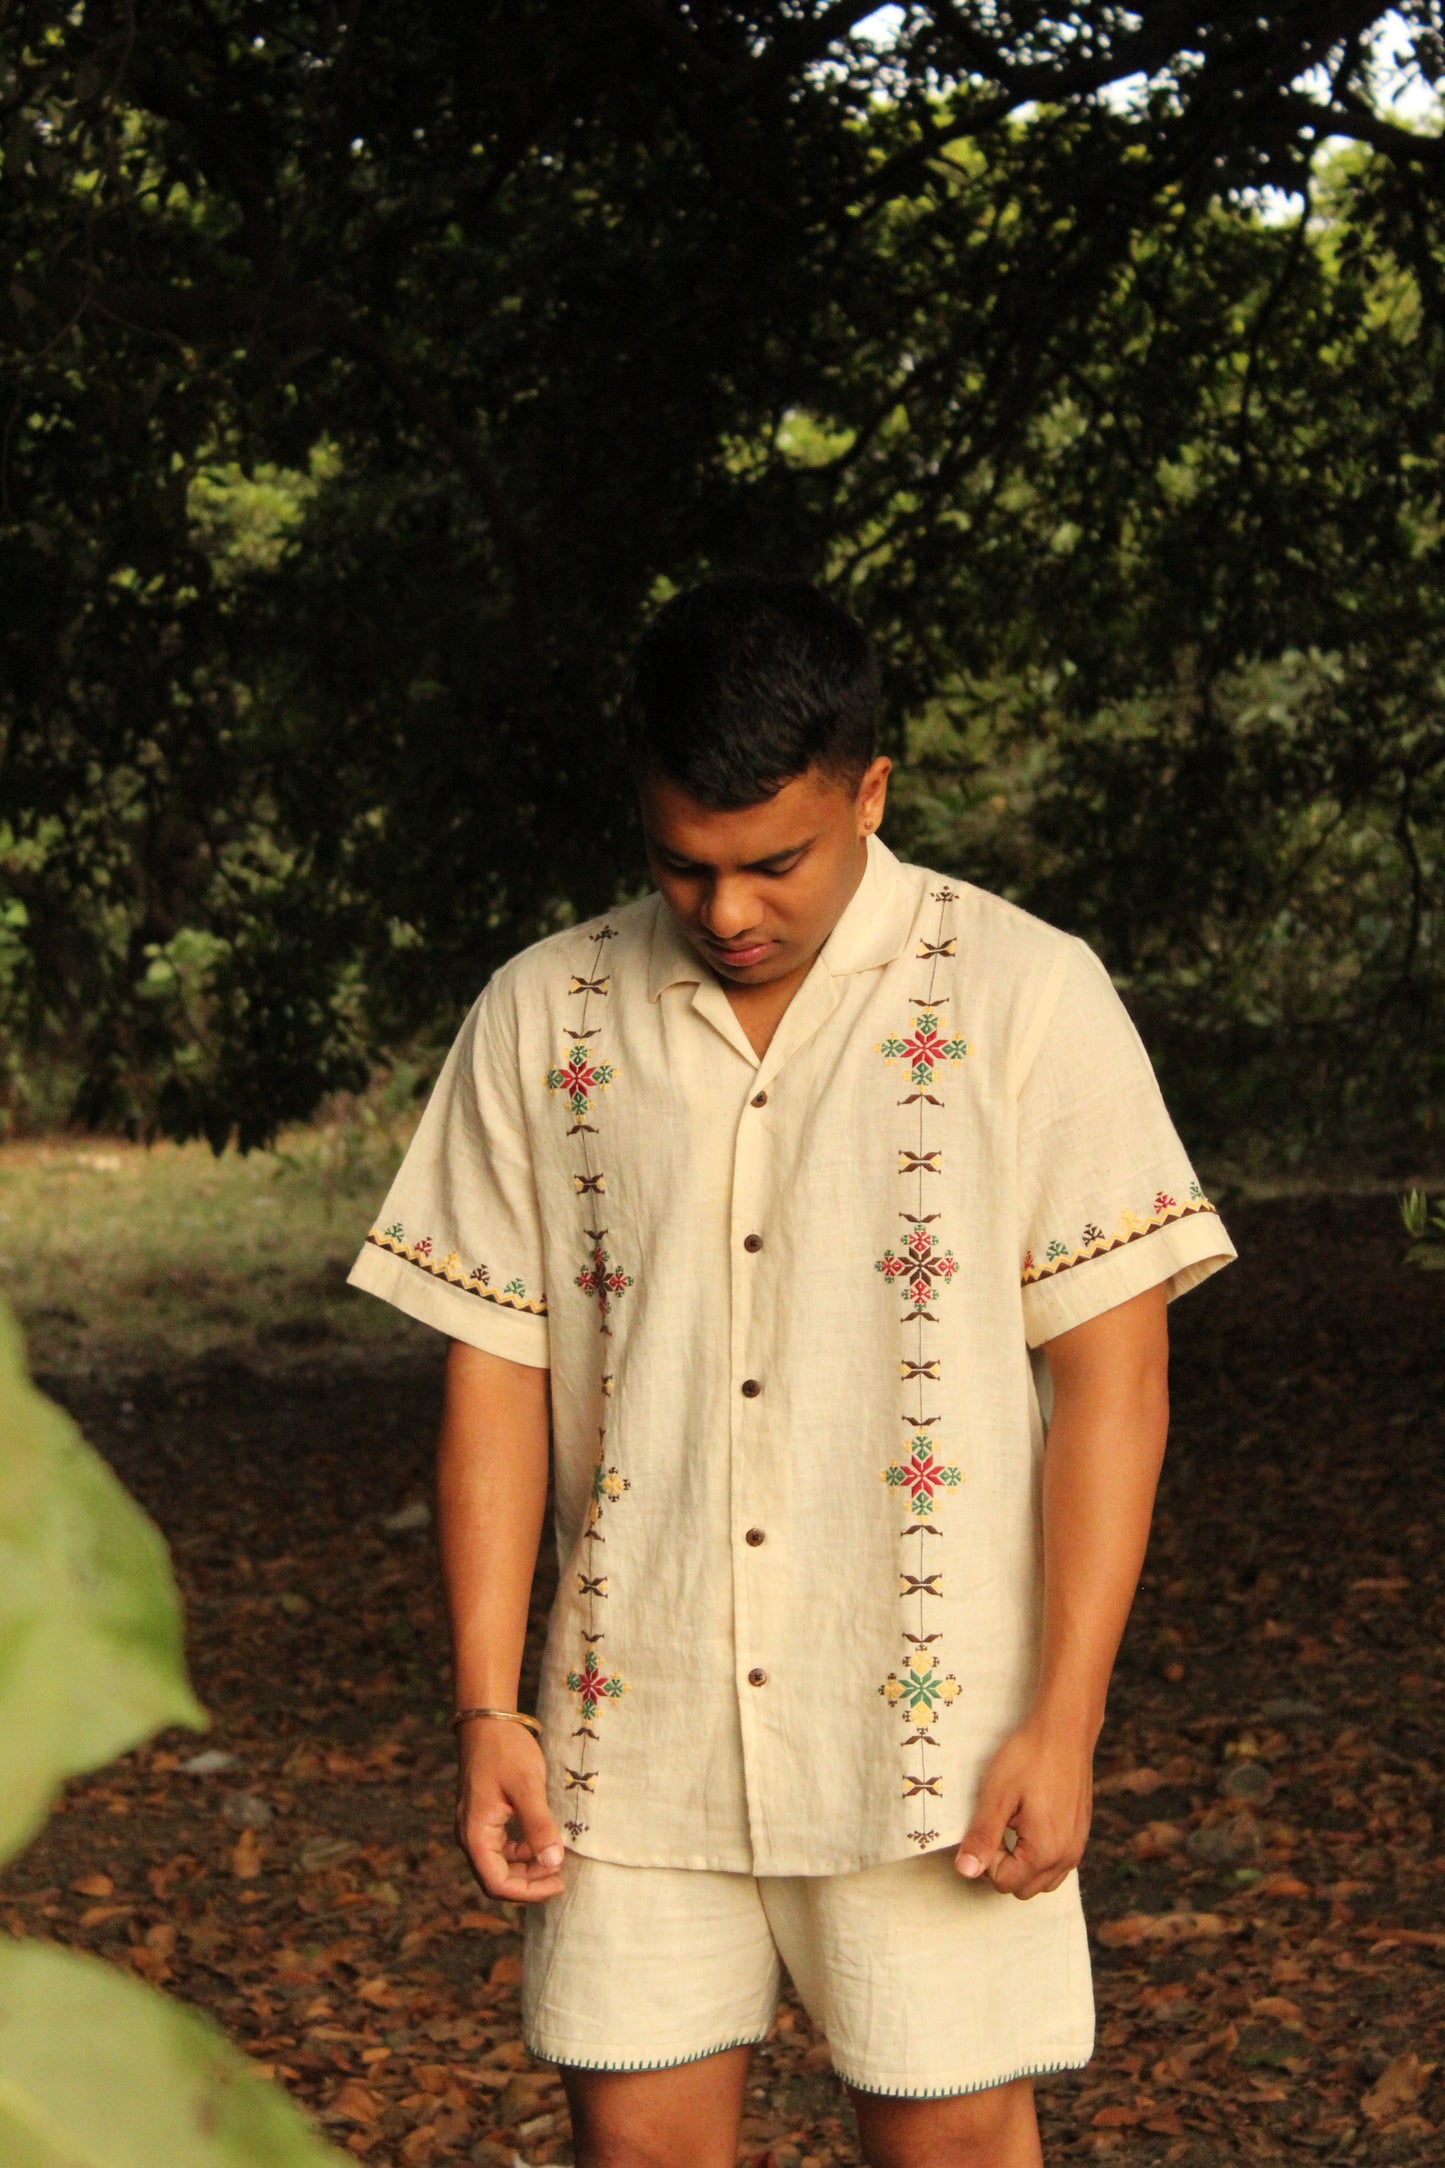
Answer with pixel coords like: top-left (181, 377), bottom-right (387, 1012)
top-left (876, 1011), bottom-right (971, 1096)
top-left (882, 1436), bottom-right (964, 1518)
top-left (546, 1044), bottom-right (616, 1132)
top-left (567, 1649), bottom-right (629, 1721)
top-left (880, 1651), bottom-right (962, 1718)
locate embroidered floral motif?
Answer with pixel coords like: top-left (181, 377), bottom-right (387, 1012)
top-left (585, 1455), bottom-right (631, 1535)
top-left (1021, 1186), bottom-right (1219, 1287)
top-left (878, 889), bottom-right (972, 1846)
top-left (880, 1651), bottom-right (962, 1718)
top-left (882, 1436), bottom-right (963, 1518)
top-left (546, 1043), bottom-right (617, 1134)
top-left (566, 1648), bottom-right (629, 1721)
top-left (576, 1235), bottom-right (634, 1329)
top-left (364, 1227), bottom-right (545, 1315)
top-left (876, 1010), bottom-right (971, 1099)
top-left (876, 1222), bottom-right (959, 1317)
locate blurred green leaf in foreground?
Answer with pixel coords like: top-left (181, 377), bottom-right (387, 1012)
top-left (1401, 1189), bottom-right (1445, 1270)
top-left (0, 1300), bottom-right (349, 2166)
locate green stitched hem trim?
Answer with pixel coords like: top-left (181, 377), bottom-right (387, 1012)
top-left (836, 2053), bottom-right (1092, 2102)
top-left (523, 2031), bottom-right (768, 2075)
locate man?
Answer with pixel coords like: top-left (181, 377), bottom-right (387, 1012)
top-left (348, 576), bottom-right (1235, 2167)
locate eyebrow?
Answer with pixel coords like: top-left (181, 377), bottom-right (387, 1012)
top-left (648, 834), bottom-right (818, 874)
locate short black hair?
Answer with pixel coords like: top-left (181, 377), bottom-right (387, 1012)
top-left (624, 574), bottom-right (880, 809)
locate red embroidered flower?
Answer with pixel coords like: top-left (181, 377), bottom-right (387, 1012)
top-left (902, 1024), bottom-right (947, 1069)
top-left (882, 1436), bottom-right (964, 1517)
top-left (566, 1648), bottom-right (628, 1719)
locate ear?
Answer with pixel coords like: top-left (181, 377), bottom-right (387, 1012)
top-left (856, 755), bottom-right (892, 837)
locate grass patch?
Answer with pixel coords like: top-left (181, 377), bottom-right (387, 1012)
top-left (0, 1122), bottom-right (423, 1374)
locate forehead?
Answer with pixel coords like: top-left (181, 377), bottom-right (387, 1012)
top-left (640, 767), bottom-right (854, 867)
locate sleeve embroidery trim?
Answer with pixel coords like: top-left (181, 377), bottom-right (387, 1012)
top-left (1021, 1187), bottom-right (1218, 1287)
top-left (364, 1226), bottom-right (547, 1316)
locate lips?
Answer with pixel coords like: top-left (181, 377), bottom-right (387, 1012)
top-left (707, 937), bottom-right (773, 967)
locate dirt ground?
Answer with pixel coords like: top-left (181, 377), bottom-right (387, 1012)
top-left (3, 1191), bottom-right (1442, 2166)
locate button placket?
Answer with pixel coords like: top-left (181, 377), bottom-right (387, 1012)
top-left (730, 1063), bottom-right (777, 1786)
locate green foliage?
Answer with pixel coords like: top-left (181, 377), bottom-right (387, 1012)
top-left (0, 1938), bottom-right (343, 2168)
top-left (0, 1302), bottom-right (206, 1860)
top-left (1401, 1187), bottom-right (1445, 1266)
top-left (0, 1298), bottom-right (348, 2163)
top-left (0, 1112), bottom-right (420, 1373)
top-left (3, 6), bottom-right (1445, 1153)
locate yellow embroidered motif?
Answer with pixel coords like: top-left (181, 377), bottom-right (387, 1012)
top-left (1021, 1190), bottom-right (1218, 1288)
top-left (364, 1227), bottom-right (547, 1315)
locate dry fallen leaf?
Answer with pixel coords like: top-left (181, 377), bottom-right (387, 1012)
top-left (1094, 1911), bottom-right (1246, 1948)
top-left (230, 1826), bottom-right (264, 1878)
top-left (326, 2077), bottom-right (385, 2125)
top-left (1362, 2052), bottom-right (1436, 2123)
top-left (1097, 1766), bottom-right (1164, 1796)
top-left (70, 1872), bottom-right (114, 1897)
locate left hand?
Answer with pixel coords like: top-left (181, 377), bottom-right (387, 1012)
top-left (954, 1716), bottom-right (1094, 1898)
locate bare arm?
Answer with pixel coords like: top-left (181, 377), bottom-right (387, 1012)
top-left (955, 1280), bottom-right (1170, 1896)
top-left (437, 1337), bottom-right (565, 1903)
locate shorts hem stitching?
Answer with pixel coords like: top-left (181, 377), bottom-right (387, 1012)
top-left (523, 2031), bottom-right (769, 2075)
top-left (836, 2053), bottom-right (1092, 2101)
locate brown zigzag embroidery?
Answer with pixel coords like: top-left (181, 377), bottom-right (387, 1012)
top-left (1022, 1191), bottom-right (1218, 1286)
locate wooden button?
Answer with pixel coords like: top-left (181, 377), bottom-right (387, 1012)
top-left (740, 1377), bottom-right (762, 1398)
top-left (743, 1233), bottom-right (763, 1254)
top-left (748, 1667), bottom-right (768, 1687)
top-left (751, 1090), bottom-right (768, 1108)
top-left (745, 1527), bottom-right (766, 1546)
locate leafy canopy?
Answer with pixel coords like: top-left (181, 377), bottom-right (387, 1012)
top-left (3, 5), bottom-right (1445, 1151)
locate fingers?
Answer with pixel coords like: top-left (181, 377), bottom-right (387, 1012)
top-left (987, 1832), bottom-right (1080, 1900)
top-left (455, 1730), bottom-right (567, 1904)
top-left (513, 1764), bottom-right (566, 1877)
top-left (955, 1772), bottom-right (1021, 1882)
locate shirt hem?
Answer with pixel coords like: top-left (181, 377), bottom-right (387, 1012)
top-left (346, 1246), bottom-right (550, 1365)
top-left (1021, 1213), bottom-right (1236, 1349)
top-left (562, 1826), bottom-right (972, 1878)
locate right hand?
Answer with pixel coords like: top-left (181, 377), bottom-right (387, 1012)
top-left (454, 1719), bottom-right (566, 1903)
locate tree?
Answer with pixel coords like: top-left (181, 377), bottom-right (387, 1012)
top-left (3, 3), bottom-right (1444, 1147)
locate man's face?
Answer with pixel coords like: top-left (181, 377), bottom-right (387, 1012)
top-left (639, 756), bottom-right (891, 988)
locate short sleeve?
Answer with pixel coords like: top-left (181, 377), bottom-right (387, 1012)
top-left (346, 980), bottom-right (549, 1366)
top-left (1016, 939), bottom-right (1235, 1348)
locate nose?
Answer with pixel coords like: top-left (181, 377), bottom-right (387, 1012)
top-left (699, 878), bottom-right (763, 941)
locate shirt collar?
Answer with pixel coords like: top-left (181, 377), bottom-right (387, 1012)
top-left (646, 832), bottom-right (916, 1001)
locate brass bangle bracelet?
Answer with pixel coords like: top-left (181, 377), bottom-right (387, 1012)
top-left (450, 1705), bottom-right (542, 1739)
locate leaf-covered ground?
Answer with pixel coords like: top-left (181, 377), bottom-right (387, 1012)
top-left (3, 1191), bottom-right (1442, 2166)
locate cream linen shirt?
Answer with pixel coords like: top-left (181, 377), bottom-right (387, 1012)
top-left (348, 836), bottom-right (1235, 1875)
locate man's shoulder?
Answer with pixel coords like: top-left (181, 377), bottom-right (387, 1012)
top-left (484, 892), bottom-right (660, 1010)
top-left (896, 857), bottom-right (1087, 984)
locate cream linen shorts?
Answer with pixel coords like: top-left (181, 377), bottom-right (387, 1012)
top-left (522, 1846), bottom-right (1094, 2100)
